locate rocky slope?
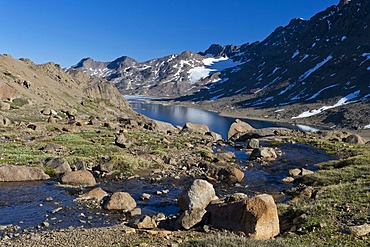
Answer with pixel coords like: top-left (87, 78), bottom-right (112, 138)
top-left (0, 54), bottom-right (138, 120)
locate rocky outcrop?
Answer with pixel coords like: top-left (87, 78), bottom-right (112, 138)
top-left (0, 165), bottom-right (50, 182)
top-left (104, 192), bottom-right (137, 212)
top-left (207, 194), bottom-right (280, 239)
top-left (60, 170), bottom-right (96, 187)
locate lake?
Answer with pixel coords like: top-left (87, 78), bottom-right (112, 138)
top-left (126, 96), bottom-right (319, 138)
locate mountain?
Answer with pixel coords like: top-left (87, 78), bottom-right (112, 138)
top-left (71, 0), bottom-right (370, 129)
top-left (0, 54), bottom-right (138, 120)
top-left (70, 51), bottom-right (242, 97)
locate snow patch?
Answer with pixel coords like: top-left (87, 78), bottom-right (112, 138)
top-left (292, 90), bottom-right (361, 119)
top-left (306, 84), bottom-right (339, 101)
top-left (274, 109), bottom-right (285, 113)
top-left (299, 55), bottom-right (332, 81)
top-left (299, 54), bottom-right (309, 63)
top-left (188, 57), bottom-right (242, 83)
top-left (292, 50), bottom-right (299, 59)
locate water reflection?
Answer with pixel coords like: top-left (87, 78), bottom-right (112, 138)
top-left (128, 98), bottom-right (320, 138)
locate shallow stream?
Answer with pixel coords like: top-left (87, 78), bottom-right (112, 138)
top-left (0, 99), bottom-right (335, 235)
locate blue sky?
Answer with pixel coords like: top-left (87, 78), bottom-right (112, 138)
top-left (0, 0), bottom-right (338, 67)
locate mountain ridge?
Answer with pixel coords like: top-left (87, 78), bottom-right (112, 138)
top-left (70, 0), bottom-right (370, 129)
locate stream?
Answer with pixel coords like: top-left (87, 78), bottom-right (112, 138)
top-left (0, 98), bottom-right (335, 235)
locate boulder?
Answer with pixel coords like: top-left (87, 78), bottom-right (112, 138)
top-left (60, 170), bottom-right (96, 187)
top-left (301, 168), bottom-right (315, 176)
top-left (115, 133), bottom-right (132, 148)
top-left (42, 157), bottom-right (71, 175)
top-left (206, 131), bottom-right (223, 142)
top-left (289, 168), bottom-right (301, 177)
top-left (247, 138), bottom-right (260, 149)
top-left (41, 108), bottom-right (52, 115)
top-left (153, 120), bottom-right (177, 133)
top-left (0, 82), bottom-right (16, 99)
top-left (0, 115), bottom-right (11, 126)
top-left (217, 167), bottom-right (245, 184)
top-left (181, 122), bottom-right (210, 135)
top-left (0, 165), bottom-right (50, 182)
top-left (228, 119), bottom-right (255, 140)
top-left (77, 187), bottom-right (108, 202)
top-left (347, 223), bottom-right (370, 237)
top-left (0, 102), bottom-right (10, 110)
top-left (104, 192), bottom-right (136, 212)
top-left (178, 179), bottom-right (218, 211)
top-left (344, 134), bottom-right (365, 145)
top-left (178, 208), bottom-right (207, 230)
top-left (136, 216), bottom-right (157, 229)
top-left (249, 147), bottom-right (277, 161)
top-left (216, 150), bottom-right (235, 161)
top-left (207, 194), bottom-right (279, 240)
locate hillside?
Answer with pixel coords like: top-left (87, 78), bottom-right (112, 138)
top-left (0, 54), bottom-right (138, 123)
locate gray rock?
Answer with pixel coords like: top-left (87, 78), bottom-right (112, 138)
top-left (43, 157), bottom-right (71, 175)
top-left (0, 165), bottom-right (50, 182)
top-left (247, 138), bottom-right (260, 149)
top-left (178, 179), bottom-right (217, 211)
top-left (249, 147), bottom-right (277, 161)
top-left (178, 208), bottom-right (207, 230)
top-left (130, 208), bottom-right (142, 217)
top-left (104, 192), bottom-right (136, 212)
top-left (60, 170), bottom-right (96, 187)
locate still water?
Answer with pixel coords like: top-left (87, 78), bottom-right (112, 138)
top-left (126, 96), bottom-right (319, 138)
